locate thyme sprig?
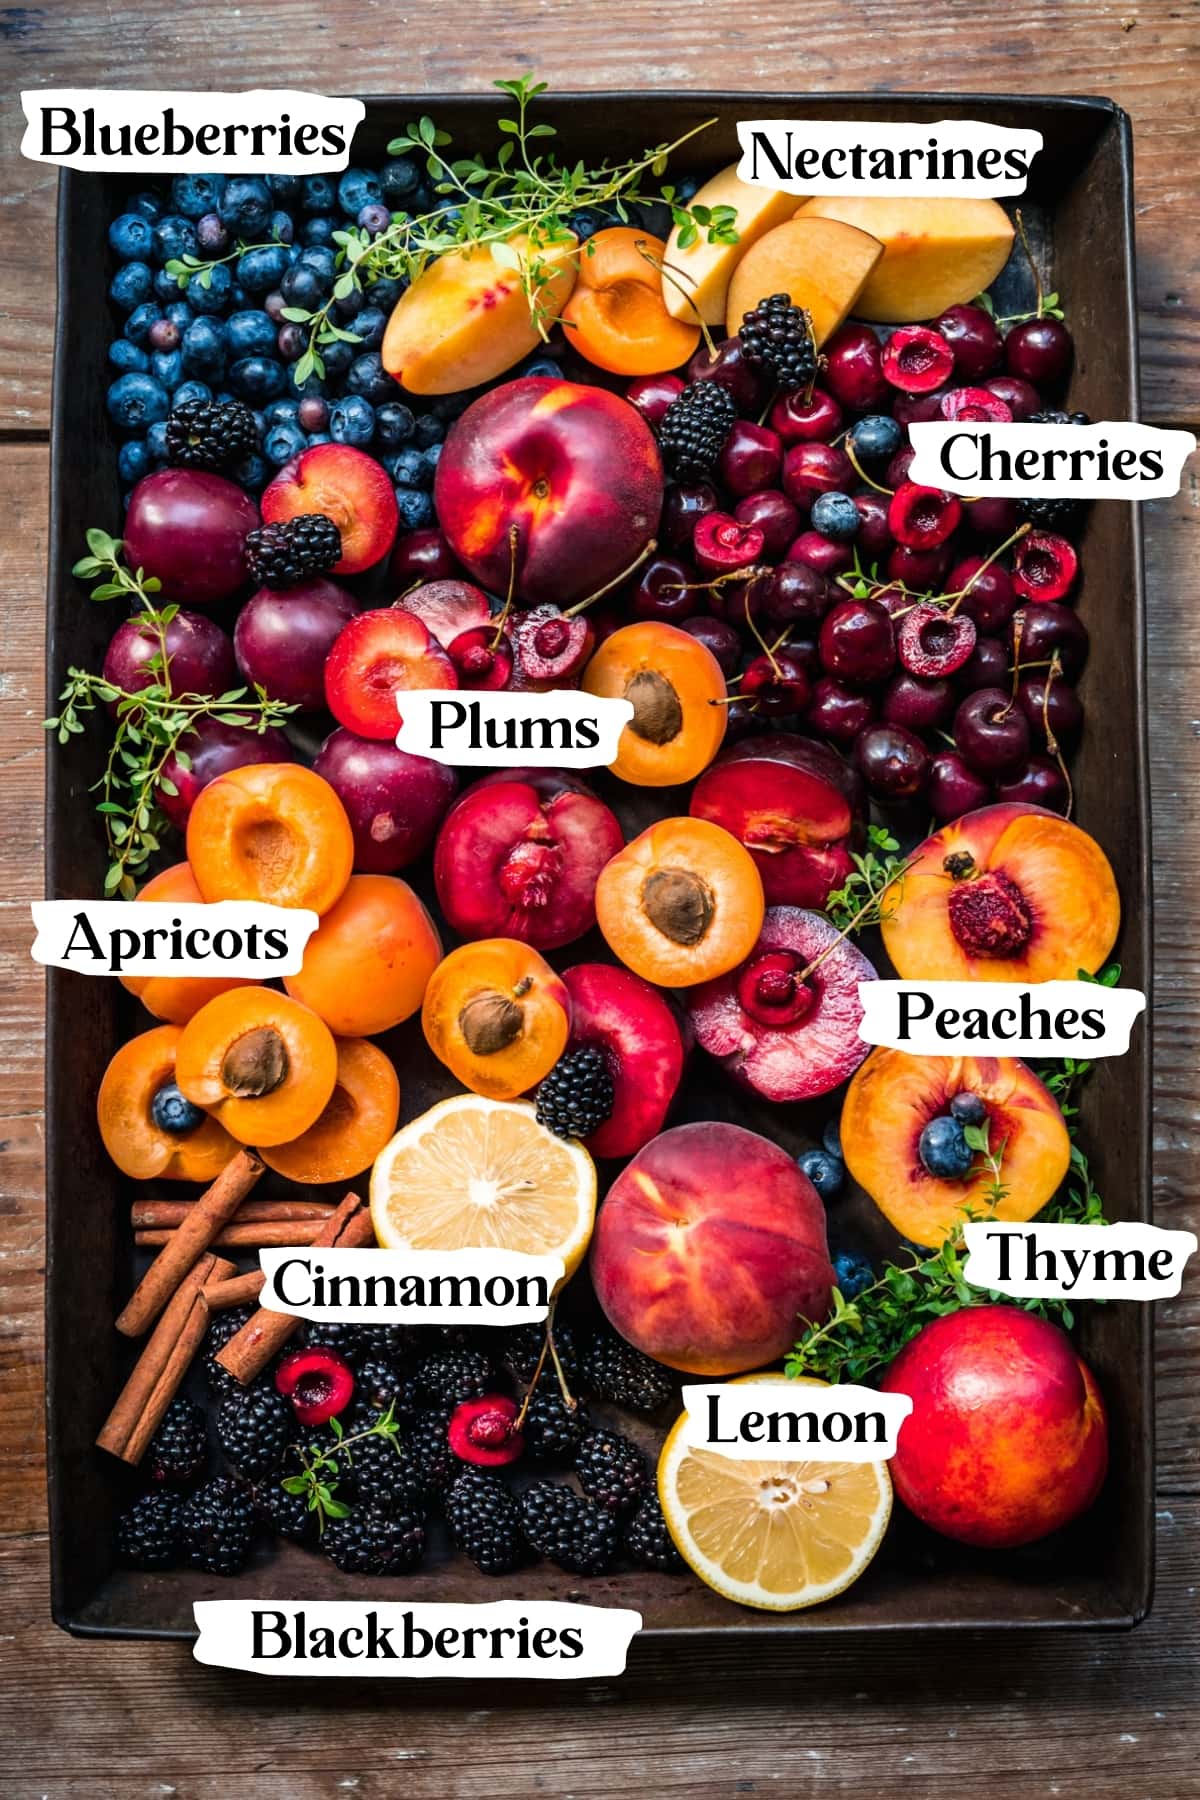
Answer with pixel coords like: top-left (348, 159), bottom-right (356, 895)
top-left (823, 825), bottom-right (915, 936)
top-left (280, 1406), bottom-right (404, 1535)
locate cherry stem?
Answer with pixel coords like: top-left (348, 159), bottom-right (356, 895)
top-left (665, 563), bottom-right (773, 598)
top-left (490, 523), bottom-right (521, 650)
top-left (512, 1297), bottom-right (574, 1431)
top-left (797, 857), bottom-right (919, 985)
top-left (742, 583), bottom-right (781, 676)
top-left (563, 537), bottom-right (658, 618)
top-left (634, 240), bottom-right (717, 359)
top-left (1013, 209), bottom-right (1045, 320)
top-left (843, 438), bottom-right (894, 497)
top-left (944, 520), bottom-right (1032, 619)
top-left (1041, 649), bottom-right (1074, 818)
top-left (997, 612), bottom-right (1025, 721)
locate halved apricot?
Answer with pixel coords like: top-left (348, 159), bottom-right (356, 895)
top-left (842, 1048), bottom-right (1072, 1248)
top-left (175, 986), bottom-right (338, 1147)
top-left (284, 873), bottom-right (442, 1037)
top-left (261, 1037), bottom-right (400, 1183)
top-left (119, 862), bottom-right (257, 1024)
top-left (881, 802), bottom-right (1120, 983)
top-left (595, 816), bottom-right (765, 986)
top-left (186, 763), bottom-right (354, 915)
top-left (422, 938), bottom-right (571, 1100)
top-left (97, 1024), bottom-right (236, 1181)
top-left (582, 622), bottom-right (727, 787)
top-left (562, 228), bottom-right (701, 376)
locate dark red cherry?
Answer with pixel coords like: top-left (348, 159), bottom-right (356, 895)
top-left (782, 441), bottom-right (855, 510)
top-left (927, 748), bottom-right (992, 822)
top-left (888, 483), bottom-right (962, 551)
top-left (897, 602), bottom-right (977, 677)
top-left (787, 531), bottom-right (853, 576)
top-left (958, 636), bottom-right (1010, 692)
top-left (717, 421), bottom-right (783, 498)
top-left (892, 386), bottom-right (952, 426)
top-left (1008, 602), bottom-right (1089, 680)
top-left (625, 373), bottom-right (685, 427)
top-left (854, 722), bottom-right (931, 800)
top-left (964, 496), bottom-right (1021, 542)
top-left (887, 543), bottom-right (951, 588)
top-left (882, 671), bottom-right (957, 732)
top-left (687, 337), bottom-right (764, 412)
top-left (735, 490), bottom-right (801, 559)
top-left (818, 596), bottom-right (896, 686)
top-left (1012, 531), bottom-right (1077, 603)
top-left (447, 626), bottom-right (514, 691)
top-left (389, 528), bottom-right (460, 586)
top-left (954, 686), bottom-right (1031, 775)
top-left (1016, 673), bottom-right (1084, 748)
top-left (694, 512), bottom-right (765, 578)
top-left (984, 374), bottom-right (1041, 420)
top-left (885, 446), bottom-right (917, 489)
top-left (947, 556), bottom-right (1016, 633)
top-left (661, 481), bottom-right (719, 550)
top-left (761, 560), bottom-right (831, 630)
top-left (822, 323), bottom-right (887, 410)
top-left (1004, 318), bottom-right (1074, 387)
top-left (935, 304), bottom-right (1002, 378)
top-left (723, 695), bottom-right (761, 740)
top-left (769, 387), bottom-right (843, 443)
top-left (678, 613), bottom-right (742, 676)
top-left (994, 754), bottom-right (1070, 813)
top-left (741, 647), bottom-right (813, 717)
top-left (853, 491), bottom-right (893, 559)
top-left (804, 675), bottom-right (877, 747)
top-left (630, 554), bottom-right (696, 623)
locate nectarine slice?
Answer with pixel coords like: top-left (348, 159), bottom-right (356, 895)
top-left (664, 163), bottom-right (801, 325)
top-left (796, 197), bottom-right (1014, 324)
top-left (595, 816), bottom-right (764, 987)
top-left (842, 1048), bottom-right (1072, 1248)
top-left (881, 803), bottom-right (1120, 983)
top-left (724, 217), bottom-right (883, 347)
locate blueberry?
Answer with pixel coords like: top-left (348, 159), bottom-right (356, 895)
top-left (173, 379), bottom-right (213, 409)
top-left (269, 173), bottom-right (303, 205)
top-left (346, 351), bottom-right (397, 406)
top-left (292, 372), bottom-right (328, 399)
top-left (380, 158), bottom-right (420, 205)
top-left (299, 245), bottom-right (336, 280)
top-left (128, 190), bottom-right (163, 222)
top-left (228, 286), bottom-right (248, 310)
top-left (118, 438), bottom-right (153, 485)
top-left (848, 415), bottom-right (904, 464)
top-left (220, 176), bottom-right (273, 237)
top-left (631, 198), bottom-right (672, 239)
top-left (797, 1148), bottom-right (845, 1203)
top-left (146, 421), bottom-right (171, 462)
top-left (822, 1116), bottom-right (843, 1160)
top-left (388, 446), bottom-right (429, 490)
top-left (949, 1091), bottom-right (988, 1127)
top-left (279, 263), bottom-right (327, 310)
top-left (107, 372), bottom-right (170, 433)
top-left (150, 1082), bottom-right (206, 1136)
top-left (358, 202), bottom-right (392, 236)
top-left (569, 207), bottom-right (607, 242)
top-left (809, 492), bottom-right (861, 542)
top-left (229, 356), bottom-right (287, 402)
top-left (522, 357), bottom-right (562, 380)
top-left (333, 285), bottom-right (365, 323)
top-left (109, 262), bottom-right (153, 312)
top-left (305, 432), bottom-right (332, 447)
top-left (318, 339), bottom-right (354, 380)
top-left (301, 215), bottom-right (337, 249)
top-left (269, 209), bottom-right (295, 246)
top-left (225, 310), bottom-right (278, 358)
top-left (422, 443), bottom-right (443, 476)
top-left (374, 401), bottom-right (416, 447)
top-left (195, 212), bottom-right (229, 257)
top-left (124, 302), bottom-right (163, 346)
top-left (329, 394), bottom-right (376, 448)
top-left (832, 1251), bottom-right (875, 1299)
top-left (338, 168), bottom-right (382, 217)
top-left (277, 324), bottom-right (308, 363)
top-left (170, 173), bottom-right (224, 221)
top-left (154, 266), bottom-right (185, 304)
top-left (165, 300), bottom-right (194, 333)
top-left (263, 397), bottom-right (300, 429)
top-left (297, 396), bottom-right (329, 434)
top-left (365, 277), bottom-right (404, 314)
top-left (411, 413), bottom-right (443, 449)
top-left (151, 349), bottom-right (184, 391)
top-left (148, 319), bottom-right (180, 353)
top-left (108, 212), bottom-right (155, 262)
top-left (180, 317), bottom-right (227, 378)
top-left (109, 339), bottom-right (150, 374)
top-left (352, 305), bottom-right (388, 351)
top-left (674, 175), bottom-right (701, 204)
top-left (429, 202), bottom-right (462, 232)
top-left (393, 486), bottom-right (434, 530)
top-left (233, 451), bottom-right (270, 491)
top-left (236, 244), bottom-right (289, 295)
top-left (301, 174), bottom-right (338, 215)
top-left (151, 214), bottom-right (197, 266)
top-left (188, 263), bottom-right (233, 315)
top-left (918, 1114), bottom-right (974, 1179)
top-left (263, 421), bottom-right (307, 467)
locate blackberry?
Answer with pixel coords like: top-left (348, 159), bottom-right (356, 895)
top-left (244, 513), bottom-right (341, 587)
top-left (623, 1491), bottom-right (685, 1573)
top-left (406, 1408), bottom-right (455, 1497)
top-left (445, 1470), bottom-right (525, 1574)
top-left (147, 1397), bottom-right (207, 1488)
top-left (581, 1330), bottom-right (676, 1414)
top-left (657, 380), bottom-right (737, 479)
top-left (737, 292), bottom-right (819, 392)
top-left (179, 1476), bottom-right (255, 1576)
top-left (416, 1347), bottom-right (494, 1410)
top-left (302, 1320), bottom-right (365, 1365)
top-left (1018, 410), bottom-right (1091, 536)
top-left (499, 1320), bottom-right (579, 1387)
top-left (252, 1479), bottom-right (319, 1546)
top-left (324, 1504), bottom-right (425, 1575)
top-left (520, 1480), bottom-right (619, 1576)
top-left (535, 1048), bottom-right (614, 1140)
top-left (522, 1387), bottom-right (589, 1463)
top-left (115, 1491), bottom-right (181, 1569)
top-left (355, 1358), bottom-right (420, 1423)
top-left (355, 1324), bottom-right (414, 1364)
top-left (345, 1429), bottom-right (426, 1515)
top-left (165, 396), bottom-right (258, 471)
top-left (574, 1428), bottom-right (648, 1513)
top-left (202, 1304), bottom-right (256, 1396)
top-left (215, 1388), bottom-right (293, 1481)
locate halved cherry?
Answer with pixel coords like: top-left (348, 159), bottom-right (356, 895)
top-left (448, 1395), bottom-right (525, 1467)
top-left (939, 387), bottom-right (1013, 422)
top-left (324, 607), bottom-right (458, 739)
top-left (887, 482), bottom-right (963, 551)
top-left (882, 327), bottom-right (955, 394)
top-left (1012, 531), bottom-right (1078, 603)
top-left (897, 601), bottom-right (977, 678)
top-left (447, 626), bottom-right (514, 691)
top-left (510, 606), bottom-right (595, 690)
top-left (276, 1345), bottom-right (356, 1426)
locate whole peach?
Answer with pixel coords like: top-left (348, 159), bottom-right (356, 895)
top-left (881, 1306), bottom-right (1108, 1548)
top-left (591, 1121), bottom-right (833, 1376)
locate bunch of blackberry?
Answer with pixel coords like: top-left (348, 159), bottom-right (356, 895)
top-left (581, 1329), bottom-right (676, 1415)
top-left (522, 1387), bottom-right (589, 1463)
top-left (574, 1429), bottom-right (648, 1513)
top-left (165, 397), bottom-right (258, 471)
top-left (1018, 409), bottom-right (1092, 535)
top-left (344, 1428), bottom-right (426, 1515)
top-left (179, 1477), bottom-right (255, 1576)
top-left (405, 1408), bottom-right (456, 1498)
top-left (445, 1470), bottom-right (525, 1575)
top-left (354, 1357), bottom-right (421, 1424)
top-left (244, 513), bottom-right (341, 586)
top-left (737, 293), bottom-right (818, 391)
top-left (499, 1320), bottom-right (580, 1387)
top-left (252, 1480), bottom-right (319, 1547)
top-left (215, 1388), bottom-right (292, 1481)
top-left (147, 1397), bottom-right (207, 1487)
top-left (323, 1505), bottom-right (425, 1575)
top-left (415, 1347), bottom-right (494, 1410)
top-left (116, 1492), bottom-right (182, 1569)
top-left (535, 1048), bottom-right (614, 1140)
top-left (520, 1480), bottom-right (619, 1576)
top-left (202, 1304), bottom-right (256, 1396)
top-left (657, 380), bottom-right (737, 479)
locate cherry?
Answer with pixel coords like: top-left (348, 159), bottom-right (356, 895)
top-left (630, 554), bottom-right (696, 623)
top-left (661, 480), bottom-right (719, 550)
top-left (927, 748), bottom-right (992, 822)
top-left (761, 561), bottom-right (831, 630)
top-left (964, 495), bottom-right (1021, 541)
top-left (958, 636), bottom-right (1010, 692)
top-left (822, 323), bottom-right (888, 410)
top-left (984, 374), bottom-right (1041, 420)
top-left (898, 602), bottom-right (977, 677)
top-left (769, 387), bottom-right (843, 444)
top-left (1012, 531), bottom-right (1077, 603)
top-left (935, 303), bottom-right (1002, 378)
top-left (995, 754), bottom-right (1070, 813)
top-left (447, 625), bottom-right (514, 691)
top-left (782, 441), bottom-right (855, 510)
top-left (887, 543), bottom-right (951, 588)
top-left (788, 530), bottom-right (854, 576)
top-left (805, 675), bottom-right (876, 747)
top-left (940, 387), bottom-right (1013, 423)
top-left (1005, 317), bottom-right (1074, 387)
top-left (741, 646), bottom-right (813, 717)
top-left (736, 951), bottom-right (818, 1028)
top-left (1016, 673), bottom-right (1083, 747)
top-left (892, 386), bottom-right (952, 426)
top-left (389, 527), bottom-right (459, 586)
top-left (723, 695), bottom-right (762, 740)
top-left (853, 491), bottom-right (893, 559)
top-left (679, 613), bottom-right (742, 675)
top-left (694, 512), bottom-right (765, 577)
top-left (885, 446), bottom-right (917, 489)
top-left (954, 686), bottom-right (1032, 775)
top-left (882, 671), bottom-right (956, 732)
top-left (872, 584), bottom-right (911, 620)
top-left (1009, 602), bottom-right (1089, 680)
top-left (625, 373), bottom-right (685, 428)
top-left (854, 722), bottom-right (930, 800)
top-left (718, 420), bottom-right (783, 497)
top-left (735, 490), bottom-right (801, 559)
top-left (882, 326), bottom-right (955, 394)
top-left (888, 483), bottom-right (962, 551)
top-left (818, 596), bottom-right (896, 686)
top-left (686, 336), bottom-right (764, 412)
top-left (947, 556), bottom-right (1016, 633)
top-left (512, 606), bottom-right (594, 687)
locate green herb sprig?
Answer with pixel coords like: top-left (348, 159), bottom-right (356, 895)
top-left (824, 825), bottom-right (915, 937)
top-left (280, 1406), bottom-right (405, 1535)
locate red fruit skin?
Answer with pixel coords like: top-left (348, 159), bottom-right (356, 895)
top-left (939, 386), bottom-right (1013, 423)
top-left (389, 527), bottom-right (460, 586)
top-left (625, 373), bottom-right (685, 427)
top-left (881, 1307), bottom-right (1108, 1549)
top-left (769, 387), bottom-right (843, 444)
top-left (561, 962), bottom-right (685, 1159)
top-left (434, 378), bottom-right (663, 607)
top-left (782, 442), bottom-right (854, 510)
top-left (313, 727), bottom-right (458, 872)
top-left (1012, 532), bottom-right (1078, 603)
top-left (157, 716), bottom-right (292, 829)
top-left (717, 421), bottom-right (783, 498)
top-left (261, 443), bottom-right (399, 575)
top-left (735, 491), bottom-right (802, 560)
top-left (887, 483), bottom-right (962, 551)
top-left (788, 530), bottom-right (854, 576)
top-left (233, 579), bottom-right (360, 710)
top-left (690, 732), bottom-right (863, 909)
top-left (822, 323), bottom-right (887, 410)
top-left (324, 607), bottom-right (458, 740)
top-left (105, 608), bottom-right (236, 704)
top-left (434, 771), bottom-right (624, 950)
top-left (123, 469), bottom-right (259, 605)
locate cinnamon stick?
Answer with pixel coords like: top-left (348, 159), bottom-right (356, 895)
top-left (132, 1197), bottom-right (334, 1229)
top-left (202, 1269), bottom-right (266, 1312)
top-left (135, 1219), bottom-right (325, 1249)
top-left (97, 1252), bottom-right (235, 1461)
top-left (116, 1148), bottom-right (264, 1338)
top-left (215, 1190), bottom-right (373, 1386)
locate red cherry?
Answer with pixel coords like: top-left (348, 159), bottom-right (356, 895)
top-left (897, 602), bottom-right (977, 678)
top-left (984, 374), bottom-right (1041, 420)
top-left (935, 304), bottom-right (1002, 378)
top-left (625, 373), bottom-right (685, 427)
top-left (804, 675), bottom-right (877, 747)
top-left (735, 491), bottom-right (801, 559)
top-left (882, 326), bottom-right (955, 394)
top-left (939, 387), bottom-right (1013, 423)
top-left (887, 483), bottom-right (962, 551)
top-left (787, 530), bottom-right (854, 576)
top-left (1012, 531), bottom-right (1077, 603)
top-left (1004, 318), bottom-right (1074, 386)
top-left (927, 749), bottom-right (992, 822)
top-left (769, 387), bottom-right (843, 443)
top-left (448, 1395), bottom-right (525, 1467)
top-left (822, 323), bottom-right (887, 410)
top-left (275, 1346), bottom-right (355, 1427)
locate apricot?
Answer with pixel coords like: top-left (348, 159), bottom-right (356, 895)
top-left (595, 816), bottom-right (765, 987)
top-left (187, 763), bottom-right (354, 916)
top-left (175, 986), bottom-right (338, 1147)
top-left (284, 874), bottom-right (442, 1038)
top-left (562, 227), bottom-right (700, 375)
top-left (119, 862), bottom-right (255, 1024)
top-left (582, 621), bottom-right (727, 787)
top-left (381, 232), bottom-right (578, 395)
top-left (796, 196), bottom-right (1014, 324)
top-left (421, 939), bottom-right (571, 1101)
top-left (97, 1024), bottom-right (236, 1182)
top-left (880, 802), bottom-right (1120, 984)
top-left (591, 1121), bottom-right (834, 1375)
top-left (841, 1048), bottom-right (1072, 1248)
top-left (724, 217), bottom-right (883, 346)
top-left (261, 1037), bottom-right (400, 1184)
top-left (663, 163), bottom-right (800, 325)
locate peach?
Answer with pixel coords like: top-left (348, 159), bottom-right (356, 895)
top-left (796, 196), bottom-right (1014, 324)
top-left (663, 162), bottom-right (800, 325)
top-left (582, 621), bottom-right (727, 788)
top-left (261, 443), bottom-right (398, 576)
top-left (591, 1121), bottom-right (834, 1375)
top-left (881, 1307), bottom-right (1108, 1548)
top-left (596, 816), bottom-right (765, 987)
top-left (558, 962), bottom-right (686, 1159)
top-left (434, 378), bottom-right (663, 609)
top-left (841, 1048), bottom-right (1072, 1248)
top-left (382, 232), bottom-right (577, 395)
top-left (421, 938), bottom-right (571, 1101)
top-left (724, 217), bottom-right (884, 346)
top-left (881, 802), bottom-right (1120, 983)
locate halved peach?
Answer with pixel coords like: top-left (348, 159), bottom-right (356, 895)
top-left (595, 816), bottom-right (765, 987)
top-left (881, 803), bottom-right (1120, 983)
top-left (261, 1037), bottom-right (400, 1184)
top-left (186, 763), bottom-right (354, 916)
top-left (842, 1048), bottom-right (1072, 1248)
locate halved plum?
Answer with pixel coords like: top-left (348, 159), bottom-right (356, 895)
top-left (397, 578), bottom-right (493, 648)
top-left (689, 732), bottom-right (864, 909)
top-left (686, 907), bottom-right (875, 1104)
top-left (261, 443), bottom-right (398, 575)
top-left (434, 769), bottom-right (623, 950)
top-left (559, 961), bottom-right (686, 1158)
top-left (324, 606), bottom-right (458, 740)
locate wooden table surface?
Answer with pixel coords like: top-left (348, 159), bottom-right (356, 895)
top-left (2, 5), bottom-right (1198, 1794)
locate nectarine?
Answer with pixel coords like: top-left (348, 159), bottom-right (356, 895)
top-left (663, 163), bottom-right (800, 325)
top-left (724, 217), bottom-right (884, 346)
top-left (796, 197), bottom-right (1014, 324)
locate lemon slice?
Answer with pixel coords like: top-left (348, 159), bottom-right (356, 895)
top-left (369, 1094), bottom-right (596, 1277)
top-left (657, 1374), bottom-right (891, 1611)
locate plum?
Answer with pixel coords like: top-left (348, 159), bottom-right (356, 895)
top-left (123, 469), bottom-right (259, 605)
top-left (103, 608), bottom-right (235, 702)
top-left (686, 906), bottom-right (876, 1104)
top-left (312, 726), bottom-right (458, 872)
top-left (156, 715), bottom-right (292, 829)
top-left (397, 578), bottom-right (492, 648)
top-left (560, 962), bottom-right (686, 1159)
top-left (434, 770), bottom-right (623, 950)
top-left (233, 578), bottom-right (360, 709)
top-left (324, 606), bottom-right (458, 739)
